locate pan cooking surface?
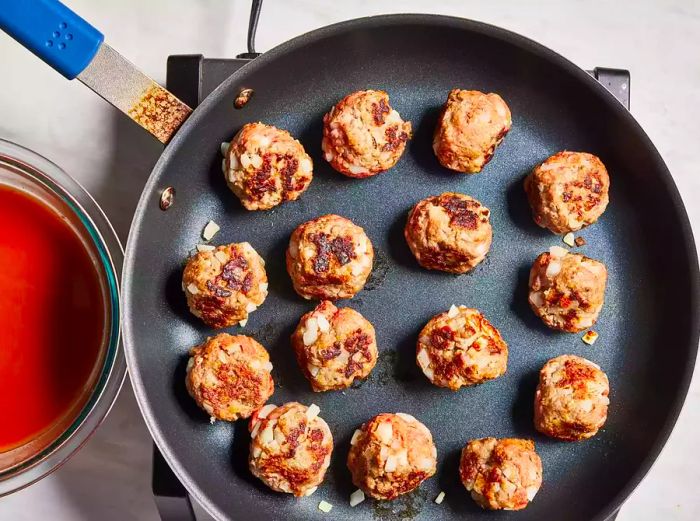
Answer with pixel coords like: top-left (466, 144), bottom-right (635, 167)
top-left (122, 15), bottom-right (698, 521)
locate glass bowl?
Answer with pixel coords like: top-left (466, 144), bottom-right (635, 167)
top-left (0, 139), bottom-right (125, 496)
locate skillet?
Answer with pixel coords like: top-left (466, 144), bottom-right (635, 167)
top-left (3, 4), bottom-right (698, 521)
top-left (122, 14), bottom-right (698, 521)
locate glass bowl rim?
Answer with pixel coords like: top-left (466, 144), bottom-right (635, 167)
top-left (0, 138), bottom-right (126, 496)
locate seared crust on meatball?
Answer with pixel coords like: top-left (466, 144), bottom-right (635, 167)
top-left (248, 402), bottom-right (333, 497)
top-left (528, 247), bottom-right (607, 333)
top-left (347, 413), bottom-right (437, 500)
top-left (433, 89), bottom-right (511, 173)
top-left (182, 242), bottom-right (268, 328)
top-left (224, 123), bottom-right (313, 211)
top-left (286, 214), bottom-right (374, 300)
top-left (524, 151), bottom-right (610, 234)
top-left (322, 90), bottom-right (412, 178)
top-left (185, 334), bottom-right (274, 421)
top-left (417, 305), bottom-right (507, 390)
top-left (405, 192), bottom-right (492, 273)
top-left (460, 438), bottom-right (542, 511)
top-left (291, 301), bottom-right (378, 391)
top-left (535, 355), bottom-right (610, 441)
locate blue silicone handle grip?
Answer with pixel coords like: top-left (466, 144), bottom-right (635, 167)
top-left (0, 0), bottom-right (104, 80)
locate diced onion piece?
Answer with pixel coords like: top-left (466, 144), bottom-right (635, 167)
top-left (530, 291), bottom-right (544, 308)
top-left (562, 232), bottom-right (575, 247)
top-left (252, 446), bottom-right (261, 458)
top-left (306, 403), bottom-right (320, 421)
top-left (258, 425), bottom-right (274, 444)
top-left (300, 158), bottom-right (313, 174)
top-left (582, 330), bottom-right (599, 345)
top-left (395, 449), bottom-right (409, 467)
top-left (435, 491), bottom-right (446, 505)
top-left (187, 283), bottom-right (199, 295)
top-left (220, 141), bottom-right (230, 156)
top-left (259, 282), bottom-right (268, 293)
top-left (527, 486), bottom-right (539, 501)
top-left (347, 164), bottom-right (369, 176)
top-left (238, 318), bottom-right (248, 327)
top-left (308, 364), bottom-right (320, 377)
top-left (250, 421), bottom-right (261, 439)
top-left (396, 413), bottom-right (416, 424)
top-left (303, 486), bottom-right (318, 497)
top-left (240, 153), bottom-right (252, 168)
top-left (316, 314), bottom-right (330, 333)
top-left (350, 429), bottom-right (362, 446)
top-left (418, 457), bottom-right (435, 470)
top-left (545, 260), bottom-right (561, 278)
top-left (376, 422), bottom-right (393, 444)
top-left (214, 251), bottom-right (228, 264)
top-left (447, 304), bottom-right (460, 318)
top-left (416, 348), bottom-right (430, 370)
top-left (384, 455), bottom-right (397, 472)
top-left (318, 500), bottom-right (333, 513)
top-left (202, 220), bottom-right (220, 241)
top-left (229, 153), bottom-right (240, 170)
top-left (246, 302), bottom-right (258, 313)
top-left (549, 245), bottom-right (568, 258)
top-left (349, 489), bottom-right (365, 507)
top-left (250, 154), bottom-right (263, 169)
top-left (256, 404), bottom-right (276, 420)
top-left (209, 416), bottom-right (216, 424)
top-left (197, 244), bottom-right (215, 252)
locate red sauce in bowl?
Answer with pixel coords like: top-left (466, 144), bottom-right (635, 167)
top-left (0, 186), bottom-right (105, 452)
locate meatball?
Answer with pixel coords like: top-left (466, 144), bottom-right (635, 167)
top-left (321, 90), bottom-right (412, 178)
top-left (433, 89), bottom-right (511, 173)
top-left (347, 413), bottom-right (437, 500)
top-left (185, 334), bottom-right (274, 422)
top-left (535, 354), bottom-right (610, 440)
top-left (248, 402), bottom-right (333, 497)
top-left (182, 242), bottom-right (268, 328)
top-left (405, 192), bottom-right (492, 273)
top-left (528, 246), bottom-right (607, 333)
top-left (416, 305), bottom-right (508, 390)
top-left (223, 122), bottom-right (313, 211)
top-left (460, 438), bottom-right (542, 511)
top-left (291, 300), bottom-right (378, 391)
top-left (286, 214), bottom-right (374, 300)
top-left (524, 151), bottom-right (610, 234)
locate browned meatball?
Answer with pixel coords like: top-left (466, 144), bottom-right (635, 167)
top-left (528, 247), bottom-right (607, 333)
top-left (185, 334), bottom-right (274, 422)
top-left (291, 300), bottom-right (378, 391)
top-left (460, 438), bottom-right (542, 511)
top-left (223, 122), bottom-right (313, 211)
top-left (321, 90), bottom-right (412, 178)
top-left (404, 192), bottom-right (492, 273)
top-left (347, 413), bottom-right (437, 500)
top-left (416, 305), bottom-right (508, 390)
top-left (433, 89), bottom-right (511, 173)
top-left (182, 242), bottom-right (268, 328)
top-left (535, 354), bottom-right (610, 441)
top-left (286, 214), bottom-right (374, 300)
top-left (524, 151), bottom-right (610, 234)
top-left (248, 402), bottom-right (333, 497)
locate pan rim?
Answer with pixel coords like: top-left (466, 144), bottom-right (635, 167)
top-left (121, 13), bottom-right (699, 521)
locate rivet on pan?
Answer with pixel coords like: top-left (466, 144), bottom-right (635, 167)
top-left (159, 187), bottom-right (175, 211)
top-left (234, 88), bottom-right (254, 109)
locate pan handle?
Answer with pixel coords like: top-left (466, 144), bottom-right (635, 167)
top-left (237, 0), bottom-right (264, 59)
top-left (0, 0), bottom-right (192, 144)
top-left (0, 0), bottom-right (104, 79)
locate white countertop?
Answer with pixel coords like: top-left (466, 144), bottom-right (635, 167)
top-left (0, 1), bottom-right (698, 519)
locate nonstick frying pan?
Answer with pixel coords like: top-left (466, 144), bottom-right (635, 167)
top-left (3, 4), bottom-right (698, 521)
